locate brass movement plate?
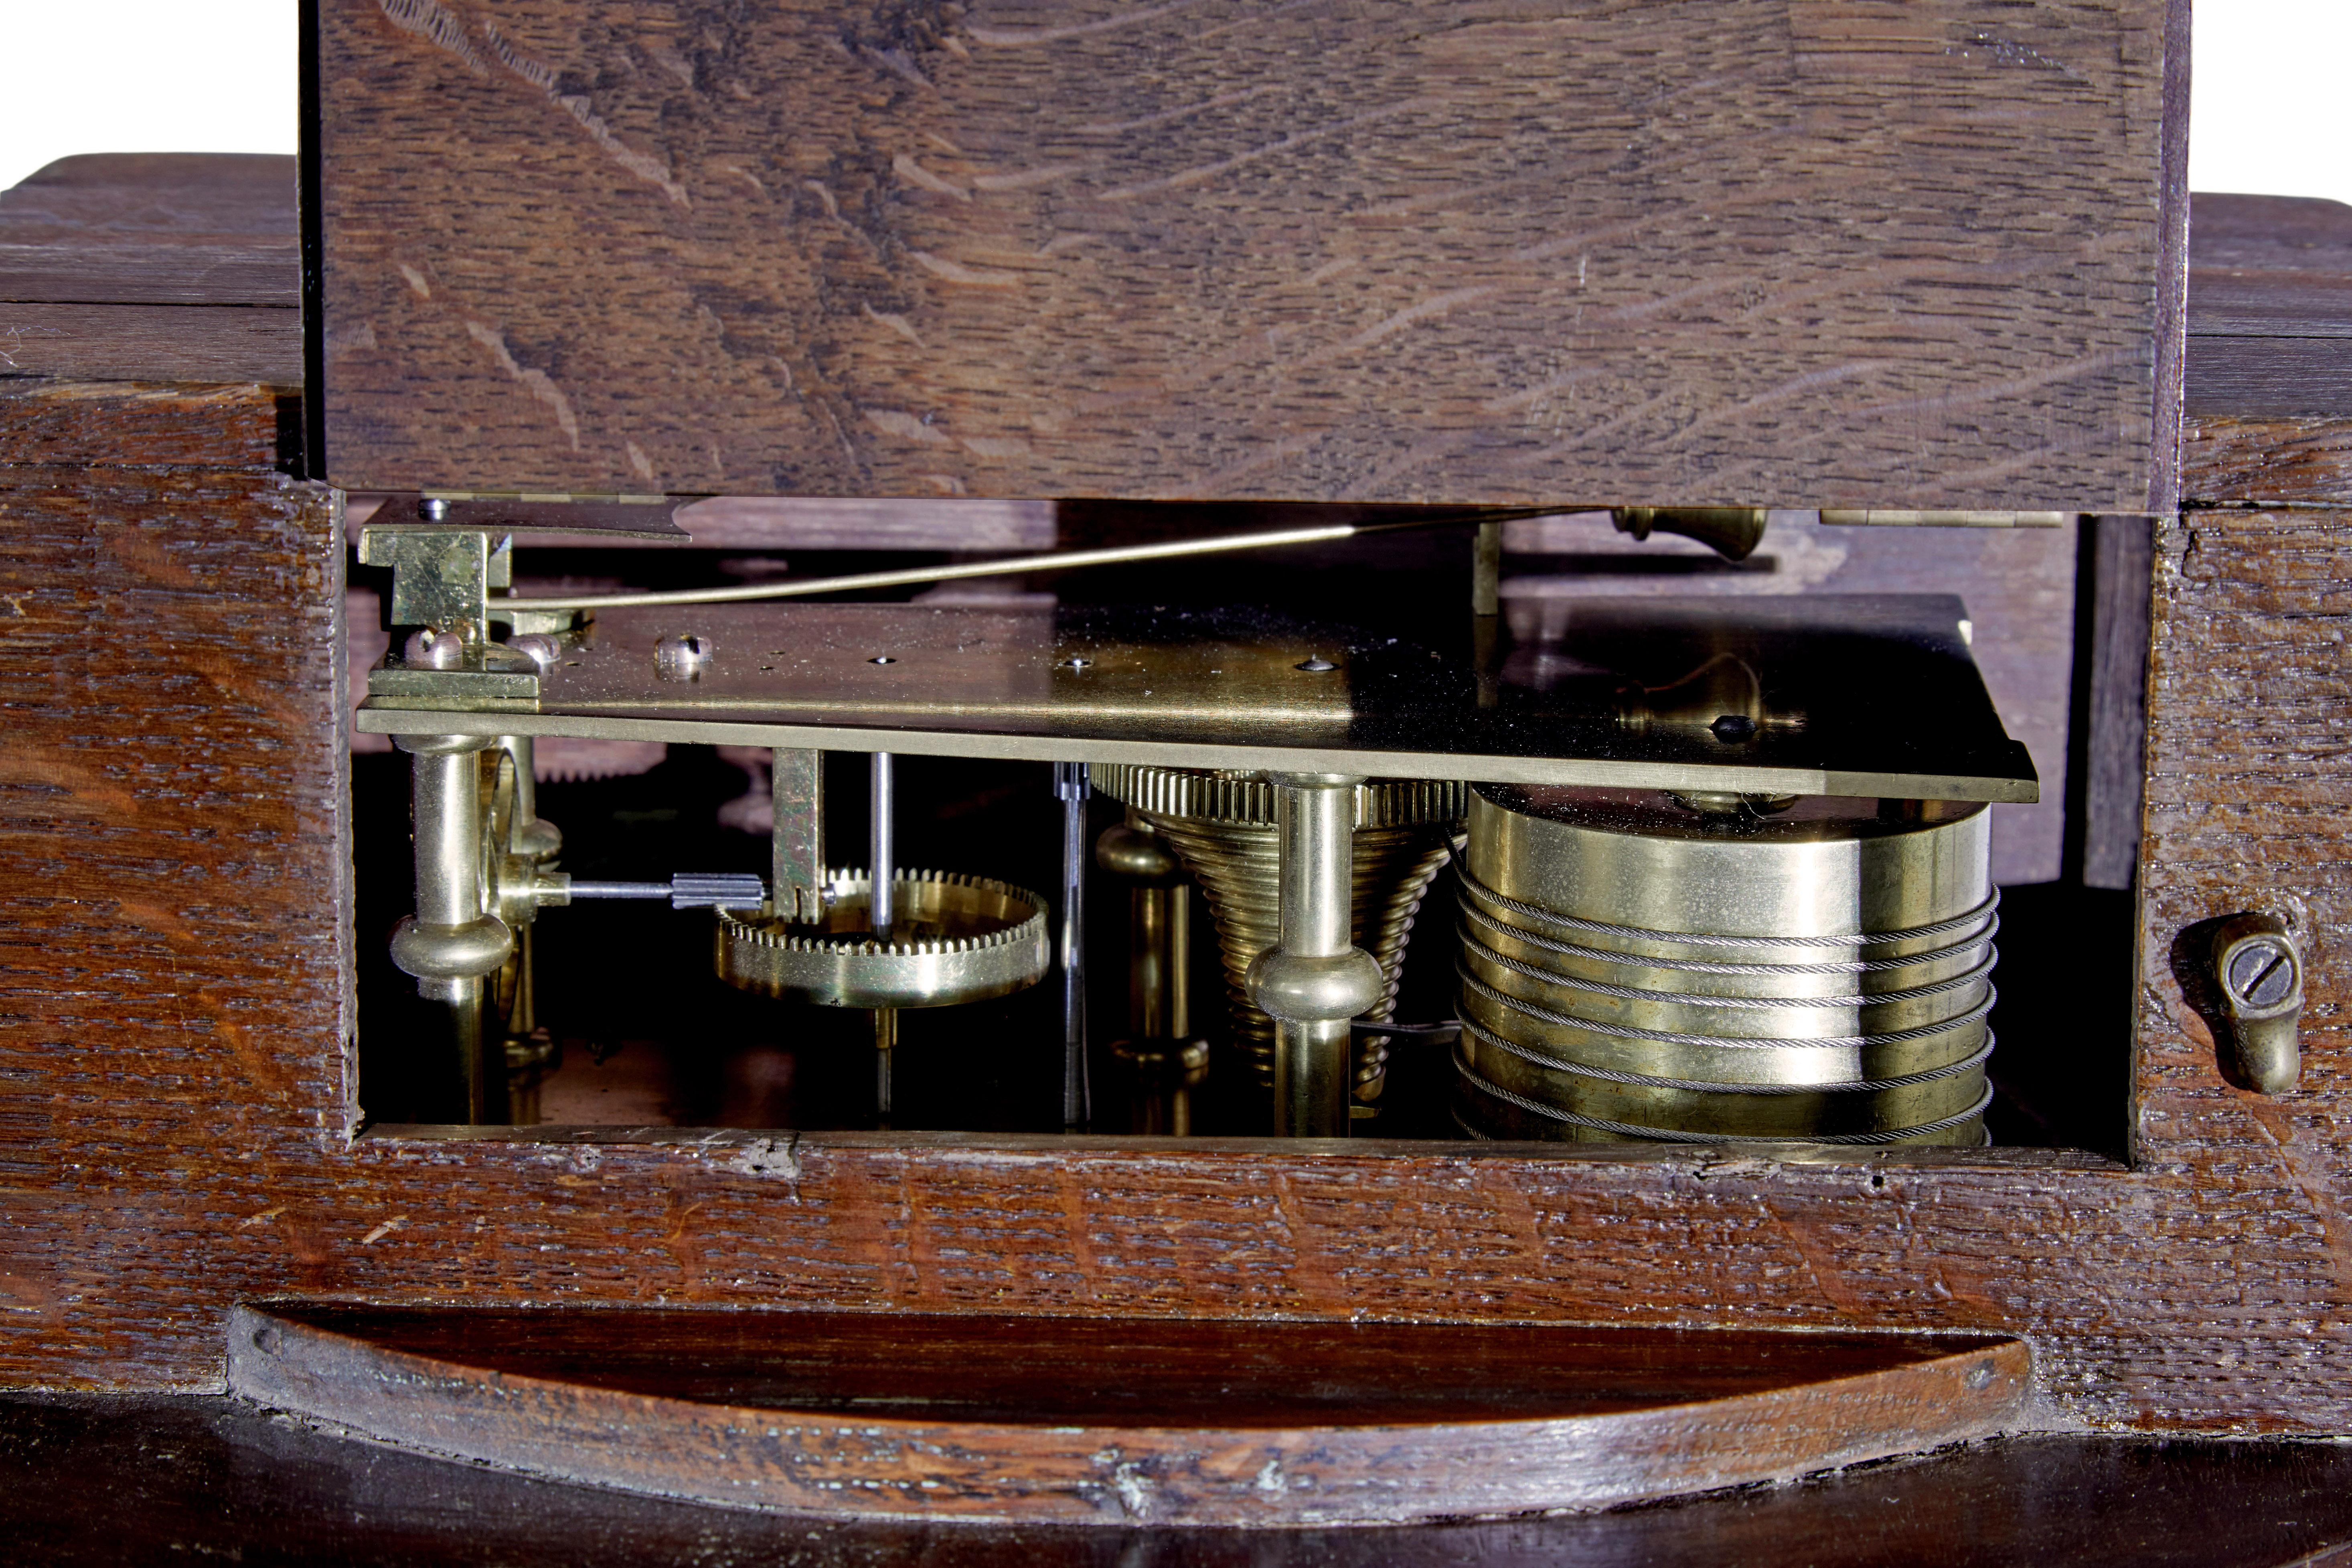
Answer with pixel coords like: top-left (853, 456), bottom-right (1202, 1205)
top-left (356, 595), bottom-right (2038, 803)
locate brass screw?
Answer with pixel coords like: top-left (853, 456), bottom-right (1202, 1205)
top-left (655, 633), bottom-right (713, 681)
top-left (2226, 936), bottom-right (2298, 1008)
top-left (404, 628), bottom-right (465, 670)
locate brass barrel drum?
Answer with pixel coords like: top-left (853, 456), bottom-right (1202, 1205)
top-left (1092, 765), bottom-right (1466, 1111)
top-left (1453, 788), bottom-right (1997, 1146)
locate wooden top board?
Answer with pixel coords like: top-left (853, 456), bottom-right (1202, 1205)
top-left (314, 0), bottom-right (2186, 510)
top-left (2185, 192), bottom-right (2352, 420)
top-left (0, 154), bottom-right (300, 386)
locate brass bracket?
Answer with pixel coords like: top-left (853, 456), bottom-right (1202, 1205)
top-left (356, 526), bottom-right (512, 644)
top-left (365, 666), bottom-right (541, 713)
top-left (770, 748), bottom-right (826, 923)
top-left (365, 640), bottom-right (541, 713)
top-left (2211, 912), bottom-right (2305, 1095)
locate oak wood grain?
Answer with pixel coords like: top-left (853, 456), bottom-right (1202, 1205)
top-left (6, 374), bottom-right (2352, 1442)
top-left (2184, 339), bottom-right (2352, 420)
top-left (14, 157), bottom-right (2352, 1446)
top-left (2144, 0), bottom-right (2189, 515)
top-left (0, 154), bottom-right (302, 393)
top-left (2190, 278), bottom-right (2352, 342)
top-left (0, 154), bottom-right (298, 308)
top-left (2182, 418), bottom-right (2352, 506)
top-left (2075, 515), bottom-right (2152, 890)
top-left (226, 1304), bottom-right (2027, 1524)
top-left (0, 303), bottom-right (302, 385)
top-left (2185, 193), bottom-right (2352, 420)
top-left (315, 0), bottom-right (2182, 510)
top-left (14, 1396), bottom-right (2352, 1567)
top-left (0, 380), bottom-right (294, 471)
top-left (2189, 194), bottom-right (2352, 339)
top-left (2174, 200), bottom-right (2352, 492)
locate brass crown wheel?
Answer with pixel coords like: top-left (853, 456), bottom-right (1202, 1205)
top-left (715, 870), bottom-right (1051, 1011)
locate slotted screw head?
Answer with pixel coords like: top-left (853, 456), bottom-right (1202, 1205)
top-left (2226, 936), bottom-right (2298, 1008)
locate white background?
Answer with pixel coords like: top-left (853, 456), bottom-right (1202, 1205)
top-left (0, 2), bottom-right (2346, 199)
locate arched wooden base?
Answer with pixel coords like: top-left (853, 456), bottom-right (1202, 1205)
top-left (228, 1305), bottom-right (2027, 1527)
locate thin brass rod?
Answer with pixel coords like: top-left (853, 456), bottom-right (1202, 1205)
top-left (452, 978), bottom-right (492, 1126)
top-left (870, 752), bottom-right (896, 939)
top-left (874, 1006), bottom-right (897, 1119)
top-left (871, 752), bottom-right (897, 1122)
top-left (493, 509), bottom-right (1558, 612)
top-left (1057, 762), bottom-right (1090, 1130)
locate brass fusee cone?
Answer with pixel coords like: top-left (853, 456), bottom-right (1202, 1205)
top-left (1092, 767), bottom-right (1467, 1110)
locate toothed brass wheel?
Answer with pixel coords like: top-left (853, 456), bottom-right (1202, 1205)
top-left (715, 869), bottom-right (1051, 1010)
